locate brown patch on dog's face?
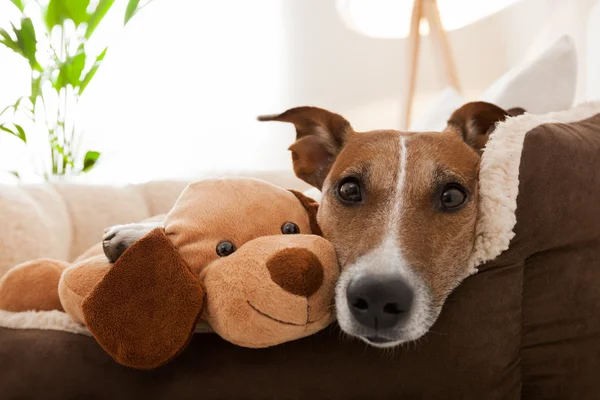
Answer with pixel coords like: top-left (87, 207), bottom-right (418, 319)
top-left (318, 131), bottom-right (401, 267)
top-left (398, 131), bottom-right (480, 307)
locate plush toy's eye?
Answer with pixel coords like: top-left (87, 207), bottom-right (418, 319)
top-left (216, 241), bottom-right (236, 257)
top-left (281, 222), bottom-right (300, 234)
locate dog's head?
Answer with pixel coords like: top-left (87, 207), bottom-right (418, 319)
top-left (258, 103), bottom-right (522, 347)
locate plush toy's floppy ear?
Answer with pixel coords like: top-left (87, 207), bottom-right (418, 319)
top-left (258, 107), bottom-right (353, 189)
top-left (288, 189), bottom-right (322, 236)
top-left (81, 228), bottom-right (204, 370)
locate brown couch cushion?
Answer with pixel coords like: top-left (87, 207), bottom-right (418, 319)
top-left (485, 112), bottom-right (600, 398)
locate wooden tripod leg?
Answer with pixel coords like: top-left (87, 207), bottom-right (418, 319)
top-left (402, 0), bottom-right (424, 130)
top-left (423, 0), bottom-right (461, 92)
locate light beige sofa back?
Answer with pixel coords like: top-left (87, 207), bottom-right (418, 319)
top-left (0, 172), bottom-right (309, 277)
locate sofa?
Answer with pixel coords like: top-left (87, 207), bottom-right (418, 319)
top-left (1, 105), bottom-right (600, 399)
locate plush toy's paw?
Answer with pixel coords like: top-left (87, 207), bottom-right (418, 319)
top-left (0, 259), bottom-right (69, 312)
top-left (103, 222), bottom-right (162, 263)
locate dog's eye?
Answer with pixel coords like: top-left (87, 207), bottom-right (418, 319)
top-left (281, 222), bottom-right (300, 234)
top-left (216, 241), bottom-right (236, 257)
top-left (440, 185), bottom-right (467, 211)
top-left (336, 177), bottom-right (362, 204)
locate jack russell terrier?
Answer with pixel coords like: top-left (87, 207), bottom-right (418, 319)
top-left (103, 101), bottom-right (525, 348)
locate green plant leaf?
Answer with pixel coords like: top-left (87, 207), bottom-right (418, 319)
top-left (44, 0), bottom-right (64, 28)
top-left (124, 0), bottom-right (140, 25)
top-left (0, 22), bottom-right (41, 71)
top-left (0, 28), bottom-right (19, 53)
top-left (13, 124), bottom-right (27, 143)
top-left (85, 0), bottom-right (115, 39)
top-left (69, 48), bottom-right (86, 85)
top-left (82, 150), bottom-right (100, 172)
top-left (0, 125), bottom-right (16, 136)
top-left (8, 171), bottom-right (20, 179)
top-left (54, 48), bottom-right (86, 90)
top-left (45, 0), bottom-right (92, 28)
top-left (10, 0), bottom-right (25, 11)
top-left (78, 47), bottom-right (106, 94)
top-left (30, 75), bottom-right (41, 106)
top-left (18, 18), bottom-right (41, 71)
top-left (0, 124), bottom-right (26, 143)
top-left (0, 96), bottom-right (24, 117)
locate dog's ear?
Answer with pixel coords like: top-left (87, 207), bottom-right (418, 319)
top-left (258, 107), bottom-right (353, 189)
top-left (288, 189), bottom-right (321, 236)
top-left (446, 101), bottom-right (521, 153)
top-left (82, 228), bottom-right (204, 370)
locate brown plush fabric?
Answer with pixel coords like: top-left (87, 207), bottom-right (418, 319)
top-left (201, 235), bottom-right (338, 348)
top-left (266, 248), bottom-right (324, 297)
top-left (58, 256), bottom-right (112, 324)
top-left (82, 228), bottom-right (204, 370)
top-left (0, 259), bottom-right (68, 312)
top-left (289, 189), bottom-right (322, 235)
top-left (165, 179), bottom-right (313, 276)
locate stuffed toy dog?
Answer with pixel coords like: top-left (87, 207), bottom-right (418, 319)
top-left (0, 178), bottom-right (339, 369)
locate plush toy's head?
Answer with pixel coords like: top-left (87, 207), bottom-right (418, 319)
top-left (81, 178), bottom-right (339, 369)
top-left (201, 234), bottom-right (337, 348)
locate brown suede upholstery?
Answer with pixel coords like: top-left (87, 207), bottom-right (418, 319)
top-left (1, 114), bottom-right (599, 398)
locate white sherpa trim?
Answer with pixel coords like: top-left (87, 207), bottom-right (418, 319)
top-left (0, 309), bottom-right (213, 335)
top-left (0, 309), bottom-right (91, 335)
top-left (467, 101), bottom-right (600, 273)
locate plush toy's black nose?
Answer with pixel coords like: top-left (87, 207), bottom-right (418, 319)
top-left (346, 276), bottom-right (413, 330)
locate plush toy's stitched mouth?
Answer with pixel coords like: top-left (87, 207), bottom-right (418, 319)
top-left (247, 301), bottom-right (324, 326)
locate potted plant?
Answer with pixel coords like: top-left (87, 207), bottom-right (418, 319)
top-left (0, 0), bottom-right (152, 180)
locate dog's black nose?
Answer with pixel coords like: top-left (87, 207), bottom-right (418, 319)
top-left (346, 276), bottom-right (413, 330)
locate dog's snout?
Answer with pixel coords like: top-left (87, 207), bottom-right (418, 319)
top-left (267, 248), bottom-right (324, 297)
top-left (346, 276), bottom-right (413, 330)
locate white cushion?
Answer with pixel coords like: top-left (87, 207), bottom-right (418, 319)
top-left (411, 35), bottom-right (578, 131)
top-left (481, 35), bottom-right (577, 113)
top-left (410, 88), bottom-right (465, 132)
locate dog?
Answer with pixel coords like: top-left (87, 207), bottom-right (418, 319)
top-left (103, 101), bottom-right (524, 348)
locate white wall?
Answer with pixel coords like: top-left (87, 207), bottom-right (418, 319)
top-left (588, 0), bottom-right (600, 100)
